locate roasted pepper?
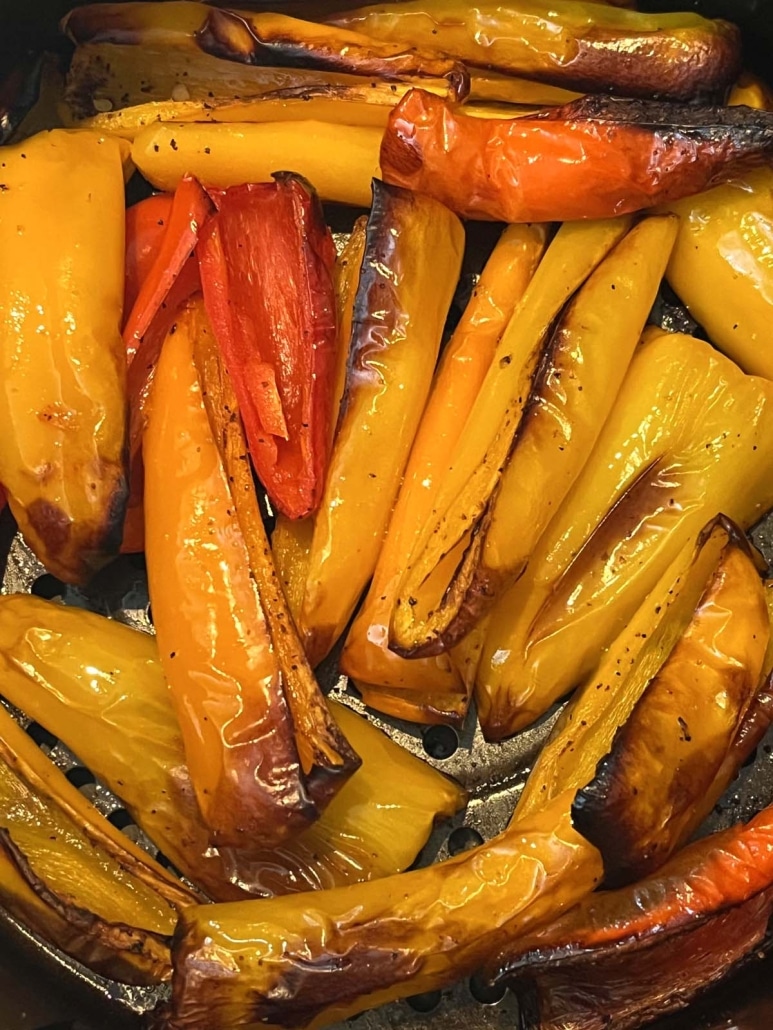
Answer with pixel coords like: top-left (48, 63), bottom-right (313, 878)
top-left (298, 179), bottom-right (464, 666)
top-left (572, 529), bottom-right (768, 887)
top-left (664, 167), bottom-right (773, 380)
top-left (198, 175), bottom-right (337, 520)
top-left (169, 790), bottom-right (602, 1030)
top-left (329, 0), bottom-right (740, 99)
top-left (131, 120), bottom-right (382, 205)
top-left (198, 8), bottom-right (468, 100)
top-left (145, 297), bottom-right (355, 848)
top-left (0, 129), bottom-right (128, 583)
top-left (390, 215), bottom-right (677, 657)
top-left (341, 223), bottom-right (547, 723)
top-left (0, 702), bottom-right (196, 986)
top-left (388, 216), bottom-right (631, 658)
top-left (476, 329), bottom-right (773, 741)
top-left (272, 216), bottom-right (368, 622)
top-left (381, 92), bottom-right (773, 224)
top-left (78, 81), bottom-right (455, 140)
top-left (490, 803), bottom-right (773, 1030)
top-left (63, 3), bottom-right (469, 102)
top-left (0, 594), bottom-right (464, 901)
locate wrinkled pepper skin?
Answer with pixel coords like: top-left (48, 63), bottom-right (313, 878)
top-left (0, 595), bottom-right (464, 901)
top-left (490, 804), bottom-right (773, 1030)
top-left (665, 167), bottom-right (773, 380)
top-left (389, 216), bottom-right (631, 658)
top-left (199, 176), bottom-right (337, 520)
top-left (298, 180), bottom-right (464, 666)
top-left (341, 223), bottom-right (546, 723)
top-left (330, 0), bottom-right (739, 99)
top-left (0, 129), bottom-right (129, 583)
top-left (0, 704), bottom-right (195, 986)
top-left (572, 530), bottom-right (768, 887)
top-left (132, 120), bottom-right (382, 206)
top-left (169, 791), bottom-right (602, 1030)
top-left (381, 91), bottom-right (773, 224)
top-left (476, 330), bottom-right (773, 741)
top-left (391, 215), bottom-right (676, 658)
top-left (144, 298), bottom-right (314, 849)
top-left (199, 8), bottom-right (468, 100)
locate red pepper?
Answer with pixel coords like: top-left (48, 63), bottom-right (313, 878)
top-left (120, 182), bottom-right (210, 552)
top-left (381, 90), bottom-right (773, 223)
top-left (198, 174), bottom-right (338, 520)
top-left (122, 175), bottom-right (212, 363)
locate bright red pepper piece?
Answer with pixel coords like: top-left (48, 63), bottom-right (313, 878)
top-left (122, 174), bottom-right (212, 363)
top-left (198, 174), bottom-right (338, 520)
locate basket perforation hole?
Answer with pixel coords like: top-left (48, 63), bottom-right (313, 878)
top-left (107, 808), bottom-right (134, 831)
top-left (469, 972), bottom-right (507, 1006)
top-left (406, 990), bottom-right (442, 1013)
top-left (447, 826), bottom-right (484, 856)
top-left (25, 721), bottom-right (58, 751)
top-left (30, 573), bottom-right (67, 600)
top-left (65, 766), bottom-right (95, 789)
top-left (423, 725), bottom-right (458, 760)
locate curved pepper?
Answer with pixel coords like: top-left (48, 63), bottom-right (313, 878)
top-left (490, 803), bottom-right (773, 1030)
top-left (0, 703), bottom-right (196, 986)
top-left (476, 329), bottom-right (773, 741)
top-left (389, 215), bottom-right (676, 658)
top-left (0, 595), bottom-right (464, 901)
top-left (341, 223), bottom-right (546, 724)
top-left (298, 179), bottom-right (464, 666)
top-left (0, 128), bottom-right (128, 583)
top-left (381, 91), bottom-right (773, 224)
top-left (170, 790), bottom-right (602, 1030)
top-left (329, 0), bottom-right (739, 99)
top-left (145, 297), bottom-right (331, 848)
top-left (664, 167), bottom-right (773, 380)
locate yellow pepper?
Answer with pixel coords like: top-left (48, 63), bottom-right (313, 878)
top-left (131, 120), bottom-right (382, 206)
top-left (170, 791), bottom-right (602, 1029)
top-left (0, 595), bottom-right (464, 901)
top-left (298, 180), bottom-right (464, 666)
top-left (0, 129), bottom-right (128, 583)
top-left (664, 167), bottom-right (773, 380)
top-left (476, 328), bottom-right (773, 741)
top-left (145, 298), bottom-right (356, 850)
top-left (341, 223), bottom-right (547, 723)
top-left (0, 702), bottom-right (195, 985)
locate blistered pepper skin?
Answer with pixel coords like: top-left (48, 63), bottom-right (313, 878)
top-left (144, 299), bottom-right (314, 849)
top-left (381, 92), bottom-right (773, 224)
top-left (476, 330), bottom-right (773, 741)
top-left (330, 0), bottom-right (739, 100)
top-left (0, 129), bottom-right (129, 583)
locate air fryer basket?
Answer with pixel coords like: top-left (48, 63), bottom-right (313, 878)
top-left (3, 2), bottom-right (773, 1028)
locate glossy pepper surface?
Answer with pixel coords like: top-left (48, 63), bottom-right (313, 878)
top-left (144, 298), bottom-right (319, 848)
top-left (169, 790), bottom-right (602, 1029)
top-left (381, 91), bottom-right (773, 224)
top-left (298, 179), bottom-right (464, 666)
top-left (490, 803), bottom-right (773, 1030)
top-left (0, 128), bottom-right (128, 583)
top-left (665, 167), bottom-right (773, 380)
top-left (341, 222), bottom-right (546, 723)
top-left (390, 215), bottom-right (676, 659)
top-left (198, 175), bottom-right (337, 519)
top-left (0, 594), bottom-right (464, 901)
top-left (476, 329), bottom-right (773, 741)
top-left (329, 0), bottom-right (739, 99)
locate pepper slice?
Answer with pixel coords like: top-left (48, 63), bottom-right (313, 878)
top-left (198, 174), bottom-right (337, 519)
top-left (381, 91), bottom-right (773, 224)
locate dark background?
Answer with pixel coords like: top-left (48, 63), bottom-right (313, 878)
top-left (2, 0), bottom-right (773, 1027)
